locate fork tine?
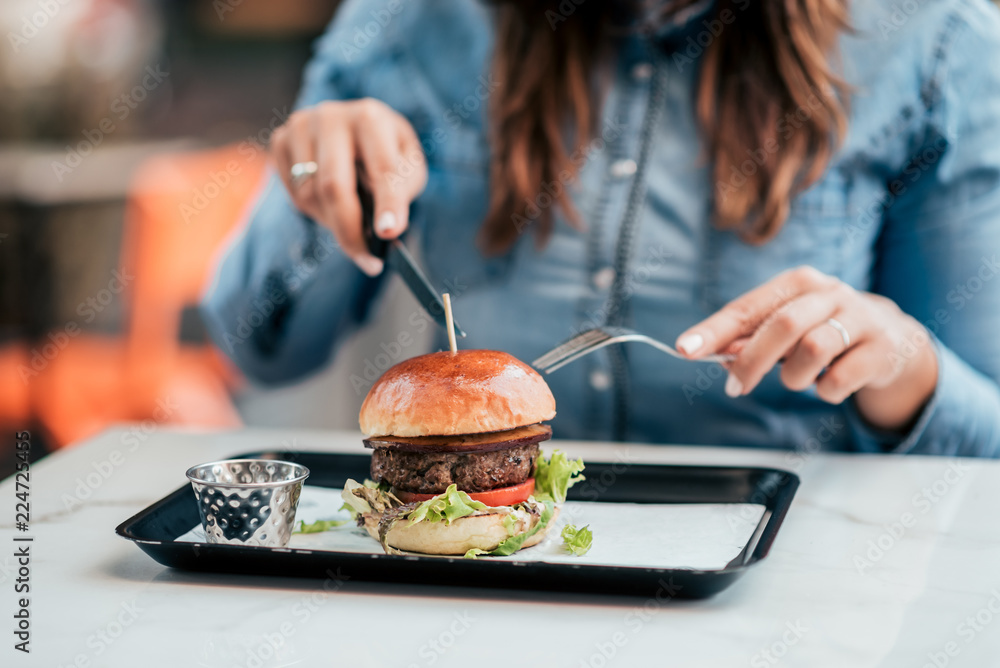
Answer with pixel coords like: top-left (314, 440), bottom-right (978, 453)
top-left (533, 325), bottom-right (736, 373)
top-left (531, 328), bottom-right (612, 370)
top-left (541, 336), bottom-right (620, 373)
top-left (532, 328), bottom-right (605, 364)
top-left (531, 330), bottom-right (595, 369)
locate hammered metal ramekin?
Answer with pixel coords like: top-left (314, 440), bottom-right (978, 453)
top-left (186, 459), bottom-right (309, 547)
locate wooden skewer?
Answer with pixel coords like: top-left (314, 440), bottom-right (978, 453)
top-left (443, 293), bottom-right (458, 353)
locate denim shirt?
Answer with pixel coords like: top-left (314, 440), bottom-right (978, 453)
top-left (202, 0), bottom-right (1000, 457)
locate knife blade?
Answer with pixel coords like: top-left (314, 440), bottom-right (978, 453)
top-left (359, 182), bottom-right (467, 339)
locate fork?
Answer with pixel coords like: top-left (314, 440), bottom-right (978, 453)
top-left (532, 326), bottom-right (736, 374)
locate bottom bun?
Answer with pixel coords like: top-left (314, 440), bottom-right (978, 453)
top-left (363, 506), bottom-right (560, 556)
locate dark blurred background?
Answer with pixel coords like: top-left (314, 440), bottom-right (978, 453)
top-left (0, 0), bottom-right (375, 475)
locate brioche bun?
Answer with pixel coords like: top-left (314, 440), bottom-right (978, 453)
top-left (361, 506), bottom-right (559, 556)
top-left (359, 350), bottom-right (556, 438)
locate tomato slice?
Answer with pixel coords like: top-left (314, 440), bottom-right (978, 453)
top-left (393, 478), bottom-right (535, 507)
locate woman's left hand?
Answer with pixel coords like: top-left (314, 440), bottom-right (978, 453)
top-left (675, 266), bottom-right (939, 431)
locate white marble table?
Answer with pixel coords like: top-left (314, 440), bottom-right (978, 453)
top-left (3, 427), bottom-right (999, 667)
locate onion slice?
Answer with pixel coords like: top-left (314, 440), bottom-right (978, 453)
top-left (363, 423), bottom-right (552, 454)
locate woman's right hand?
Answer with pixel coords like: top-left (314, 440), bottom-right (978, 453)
top-left (270, 98), bottom-right (428, 276)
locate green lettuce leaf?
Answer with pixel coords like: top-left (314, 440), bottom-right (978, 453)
top-left (406, 484), bottom-right (488, 525)
top-left (534, 451), bottom-right (585, 504)
top-left (372, 485), bottom-right (491, 556)
top-left (501, 513), bottom-right (518, 536)
top-left (560, 523), bottom-right (593, 556)
top-left (294, 518), bottom-right (350, 534)
top-left (464, 500), bottom-right (555, 559)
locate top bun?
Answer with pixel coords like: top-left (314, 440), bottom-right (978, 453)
top-left (359, 350), bottom-right (556, 437)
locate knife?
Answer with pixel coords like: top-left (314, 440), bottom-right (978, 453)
top-left (359, 182), bottom-right (467, 339)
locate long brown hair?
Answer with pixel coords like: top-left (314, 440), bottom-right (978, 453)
top-left (481, 0), bottom-right (850, 255)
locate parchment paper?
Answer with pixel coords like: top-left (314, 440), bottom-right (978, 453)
top-left (178, 486), bottom-right (767, 571)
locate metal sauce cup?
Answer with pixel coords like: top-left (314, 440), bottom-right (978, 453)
top-left (186, 459), bottom-right (309, 547)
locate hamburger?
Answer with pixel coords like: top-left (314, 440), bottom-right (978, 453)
top-left (340, 349), bottom-right (585, 557)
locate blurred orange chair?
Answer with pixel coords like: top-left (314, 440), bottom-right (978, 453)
top-left (0, 344), bottom-right (31, 427)
top-left (26, 144), bottom-right (267, 448)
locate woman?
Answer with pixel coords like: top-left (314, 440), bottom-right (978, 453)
top-left (203, 0), bottom-right (1000, 457)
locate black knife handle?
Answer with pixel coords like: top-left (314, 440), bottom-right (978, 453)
top-left (359, 181), bottom-right (389, 259)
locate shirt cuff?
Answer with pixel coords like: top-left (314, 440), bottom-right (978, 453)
top-left (846, 333), bottom-right (1000, 457)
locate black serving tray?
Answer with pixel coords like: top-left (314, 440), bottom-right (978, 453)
top-left (116, 451), bottom-right (798, 599)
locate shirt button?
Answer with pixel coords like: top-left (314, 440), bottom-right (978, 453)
top-left (590, 369), bottom-right (612, 391)
top-left (631, 62), bottom-right (653, 81)
top-left (610, 158), bottom-right (637, 179)
top-left (592, 266), bottom-right (616, 291)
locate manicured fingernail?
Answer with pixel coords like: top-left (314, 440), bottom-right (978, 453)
top-left (356, 256), bottom-right (384, 277)
top-left (725, 373), bottom-right (743, 398)
top-left (375, 211), bottom-right (396, 236)
top-left (677, 333), bottom-right (704, 355)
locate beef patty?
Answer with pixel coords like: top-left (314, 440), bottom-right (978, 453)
top-left (370, 443), bottom-right (539, 494)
